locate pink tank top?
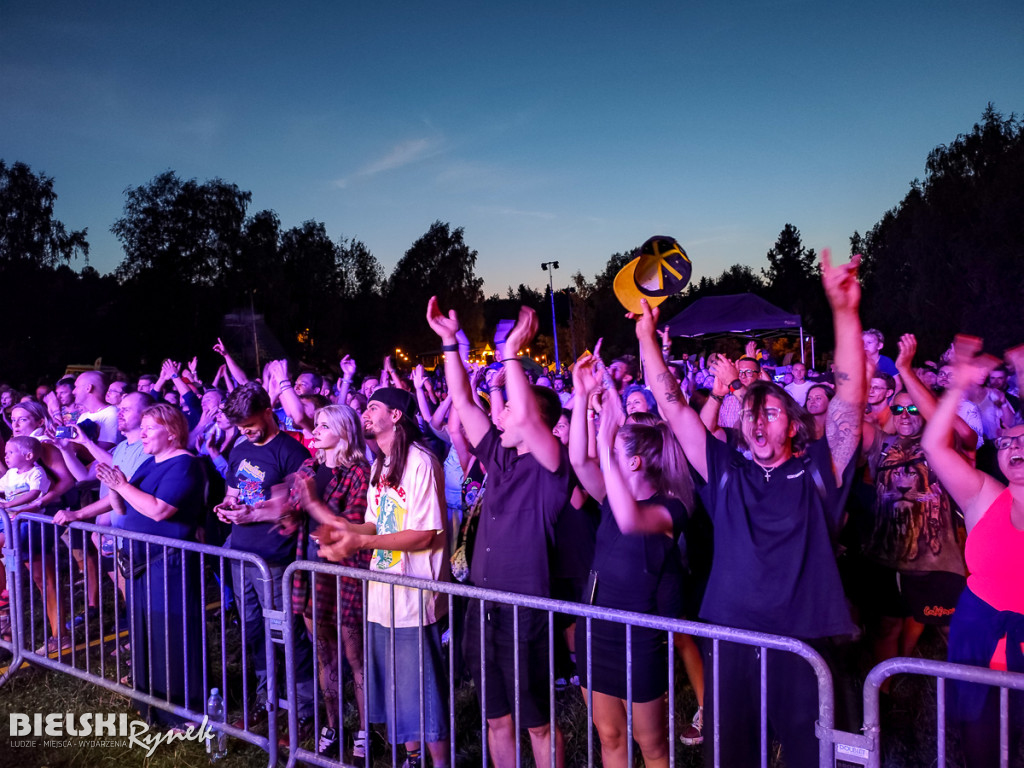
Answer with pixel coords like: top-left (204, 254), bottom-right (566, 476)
top-left (965, 488), bottom-right (1024, 615)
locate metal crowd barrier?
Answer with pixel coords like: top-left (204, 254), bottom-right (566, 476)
top-left (3, 513), bottom-right (1022, 768)
top-left (859, 657), bottom-right (1024, 768)
top-left (281, 560), bottom-right (841, 768)
top-left (0, 511), bottom-right (283, 767)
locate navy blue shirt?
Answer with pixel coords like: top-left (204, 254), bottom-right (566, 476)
top-left (123, 454), bottom-right (205, 553)
top-left (227, 431), bottom-right (310, 565)
top-left (699, 436), bottom-right (857, 638)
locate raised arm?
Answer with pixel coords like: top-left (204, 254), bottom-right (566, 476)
top-left (427, 296), bottom-right (492, 446)
top-left (213, 337), bottom-right (250, 385)
top-left (568, 353), bottom-right (605, 501)
top-left (596, 387), bottom-right (673, 535)
top-left (634, 300), bottom-right (709, 481)
top-left (503, 306), bottom-right (562, 472)
top-left (337, 355), bottom-right (357, 404)
top-left (921, 335), bottom-right (1004, 531)
top-left (895, 333), bottom-right (975, 446)
top-left (821, 249), bottom-right (866, 482)
top-left (269, 360), bottom-right (314, 433)
top-left (700, 354), bottom-right (733, 442)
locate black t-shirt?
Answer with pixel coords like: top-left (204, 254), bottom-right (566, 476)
top-left (699, 436), bottom-right (857, 638)
top-left (469, 425), bottom-right (570, 597)
top-left (227, 431), bottom-right (310, 565)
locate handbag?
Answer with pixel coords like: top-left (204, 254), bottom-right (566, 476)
top-left (116, 546), bottom-right (163, 580)
top-left (450, 474), bottom-right (486, 583)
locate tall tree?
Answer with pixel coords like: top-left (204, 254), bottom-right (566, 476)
top-left (111, 171), bottom-right (250, 286)
top-left (0, 160), bottom-right (88, 267)
top-left (859, 105), bottom-right (1024, 356)
top-left (385, 221), bottom-right (485, 351)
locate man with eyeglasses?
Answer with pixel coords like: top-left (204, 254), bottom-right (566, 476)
top-left (636, 249), bottom-right (865, 768)
top-left (716, 356), bottom-right (761, 429)
top-left (865, 372), bottom-right (896, 435)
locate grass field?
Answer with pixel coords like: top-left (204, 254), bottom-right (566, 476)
top-left (1, 578), bottom-right (1020, 768)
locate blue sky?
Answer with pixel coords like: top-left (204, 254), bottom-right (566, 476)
top-left (3, 0), bottom-right (1021, 295)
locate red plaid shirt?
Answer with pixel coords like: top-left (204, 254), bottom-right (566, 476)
top-left (289, 459), bottom-right (371, 627)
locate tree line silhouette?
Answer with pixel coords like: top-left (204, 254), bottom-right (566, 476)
top-left (1, 105), bottom-right (1021, 388)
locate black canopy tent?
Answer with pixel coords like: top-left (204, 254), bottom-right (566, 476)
top-left (660, 293), bottom-right (813, 366)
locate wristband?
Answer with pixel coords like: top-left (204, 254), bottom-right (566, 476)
top-left (342, 376), bottom-right (353, 383)
top-left (441, 343), bottom-right (459, 352)
top-left (171, 373), bottom-right (179, 379)
top-left (710, 393), bottom-right (725, 403)
top-left (502, 357), bottom-right (522, 365)
top-left (728, 378), bottom-right (743, 393)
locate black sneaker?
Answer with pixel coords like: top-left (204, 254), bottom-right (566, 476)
top-left (317, 726), bottom-right (339, 757)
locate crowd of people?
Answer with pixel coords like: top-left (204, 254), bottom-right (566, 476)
top-left (0, 249), bottom-right (1022, 768)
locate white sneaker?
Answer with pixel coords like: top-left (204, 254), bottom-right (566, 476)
top-left (680, 706), bottom-right (703, 745)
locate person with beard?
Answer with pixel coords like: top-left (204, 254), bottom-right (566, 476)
top-left (634, 249), bottom-right (864, 768)
top-left (214, 382), bottom-right (317, 739)
top-left (319, 387), bottom-right (449, 768)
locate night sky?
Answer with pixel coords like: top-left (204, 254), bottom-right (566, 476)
top-left (3, 0), bottom-right (1021, 292)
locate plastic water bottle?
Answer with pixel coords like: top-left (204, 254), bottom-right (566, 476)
top-left (206, 688), bottom-right (228, 761)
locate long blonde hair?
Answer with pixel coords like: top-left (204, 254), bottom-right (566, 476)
top-left (617, 420), bottom-right (695, 513)
top-left (314, 404), bottom-right (368, 469)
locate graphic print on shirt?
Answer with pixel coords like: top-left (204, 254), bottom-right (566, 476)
top-left (235, 459), bottom-right (268, 506)
top-left (372, 492), bottom-right (406, 571)
top-left (867, 439), bottom-right (963, 573)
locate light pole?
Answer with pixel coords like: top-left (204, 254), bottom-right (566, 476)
top-left (541, 261), bottom-right (560, 370)
top-left (563, 287), bottom-right (577, 362)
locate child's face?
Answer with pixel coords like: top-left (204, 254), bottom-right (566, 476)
top-left (4, 444), bottom-right (33, 470)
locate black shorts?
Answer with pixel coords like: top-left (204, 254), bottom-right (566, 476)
top-left (898, 570), bottom-right (965, 625)
top-left (462, 602), bottom-right (552, 728)
top-left (853, 561), bottom-right (965, 626)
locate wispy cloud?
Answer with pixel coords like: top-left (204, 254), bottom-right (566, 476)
top-left (473, 205), bottom-right (556, 221)
top-left (334, 137), bottom-right (442, 188)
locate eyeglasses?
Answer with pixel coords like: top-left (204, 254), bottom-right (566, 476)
top-left (737, 369), bottom-right (758, 379)
top-left (890, 405), bottom-right (920, 415)
top-left (739, 407), bottom-right (782, 423)
top-left (994, 435), bottom-right (1024, 451)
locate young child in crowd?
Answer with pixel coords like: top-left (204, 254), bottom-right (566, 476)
top-left (0, 435), bottom-right (50, 514)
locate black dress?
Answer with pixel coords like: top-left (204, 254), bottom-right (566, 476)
top-left (575, 494), bottom-right (687, 702)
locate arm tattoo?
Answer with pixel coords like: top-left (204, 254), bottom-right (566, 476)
top-left (656, 371), bottom-right (683, 404)
top-left (834, 370), bottom-right (851, 383)
top-left (826, 396), bottom-right (862, 476)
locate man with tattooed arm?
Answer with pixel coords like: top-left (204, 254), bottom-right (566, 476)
top-left (632, 249), bottom-right (865, 768)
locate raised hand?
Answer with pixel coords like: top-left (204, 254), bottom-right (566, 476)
top-left (950, 335), bottom-right (1000, 390)
top-left (571, 352), bottom-right (601, 397)
top-left (895, 333), bottom-right (917, 372)
top-left (426, 296), bottom-right (460, 343)
top-left (412, 364), bottom-right (426, 390)
top-left (504, 305), bottom-right (539, 358)
top-left (745, 340), bottom-right (757, 359)
top-left (160, 359), bottom-right (181, 380)
top-left (628, 298), bottom-right (661, 343)
top-left (339, 355), bottom-right (357, 380)
top-left (821, 248), bottom-right (862, 314)
top-left (212, 338), bottom-right (227, 356)
top-left (708, 354), bottom-right (738, 395)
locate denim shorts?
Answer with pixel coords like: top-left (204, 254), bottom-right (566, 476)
top-left (367, 621), bottom-right (449, 744)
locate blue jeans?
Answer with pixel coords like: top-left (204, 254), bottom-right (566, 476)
top-left (231, 561), bottom-right (315, 718)
top-left (367, 622), bottom-right (449, 744)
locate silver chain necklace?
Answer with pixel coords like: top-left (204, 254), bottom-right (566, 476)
top-left (762, 464), bottom-right (775, 482)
